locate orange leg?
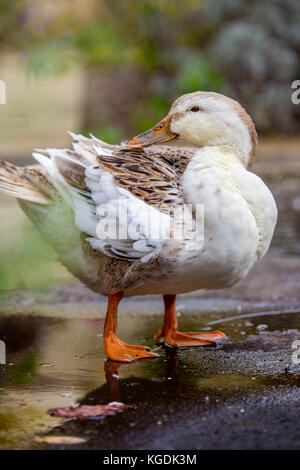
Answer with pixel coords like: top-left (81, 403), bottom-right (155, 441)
top-left (104, 292), bottom-right (159, 362)
top-left (155, 295), bottom-right (226, 348)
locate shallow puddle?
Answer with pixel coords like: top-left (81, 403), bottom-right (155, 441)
top-left (0, 305), bottom-right (300, 449)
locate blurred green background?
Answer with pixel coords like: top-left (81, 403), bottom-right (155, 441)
top-left (0, 0), bottom-right (299, 290)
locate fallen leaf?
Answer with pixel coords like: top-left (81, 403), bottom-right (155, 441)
top-left (48, 402), bottom-right (131, 419)
top-left (35, 435), bottom-right (86, 445)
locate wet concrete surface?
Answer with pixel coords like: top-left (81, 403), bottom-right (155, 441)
top-left (0, 288), bottom-right (300, 450)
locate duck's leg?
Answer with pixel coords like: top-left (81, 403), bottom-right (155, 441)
top-left (155, 295), bottom-right (226, 348)
top-left (104, 292), bottom-right (159, 362)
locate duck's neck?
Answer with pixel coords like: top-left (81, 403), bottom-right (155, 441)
top-left (182, 145), bottom-right (245, 205)
top-left (189, 145), bottom-right (244, 170)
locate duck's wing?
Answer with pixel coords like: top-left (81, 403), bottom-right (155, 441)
top-left (33, 134), bottom-right (193, 262)
top-left (95, 145), bottom-right (190, 211)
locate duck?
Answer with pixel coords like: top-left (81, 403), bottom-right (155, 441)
top-left (0, 91), bottom-right (277, 362)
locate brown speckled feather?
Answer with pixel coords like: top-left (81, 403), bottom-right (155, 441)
top-left (0, 161), bottom-right (51, 204)
top-left (96, 145), bottom-right (194, 212)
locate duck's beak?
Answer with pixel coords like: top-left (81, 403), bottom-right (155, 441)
top-left (126, 116), bottom-right (178, 148)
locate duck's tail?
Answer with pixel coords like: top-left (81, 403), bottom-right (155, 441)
top-left (0, 160), bottom-right (51, 204)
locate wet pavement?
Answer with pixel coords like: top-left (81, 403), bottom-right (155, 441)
top-left (0, 287), bottom-right (300, 450)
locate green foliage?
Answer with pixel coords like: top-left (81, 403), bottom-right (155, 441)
top-left (75, 22), bottom-right (132, 67)
top-left (84, 124), bottom-right (123, 144)
top-left (25, 40), bottom-right (76, 77)
top-left (130, 96), bottom-right (170, 134)
top-left (176, 53), bottom-right (224, 94)
top-left (0, 0), bottom-right (24, 5)
top-left (0, 0), bottom-right (226, 136)
top-left (0, 0), bottom-right (299, 134)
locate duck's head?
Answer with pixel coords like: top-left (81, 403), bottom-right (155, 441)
top-left (127, 91), bottom-right (257, 169)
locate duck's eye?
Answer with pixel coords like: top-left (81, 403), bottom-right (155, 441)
top-left (190, 106), bottom-right (200, 112)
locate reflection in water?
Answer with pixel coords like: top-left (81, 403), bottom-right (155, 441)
top-left (104, 349), bottom-right (179, 404)
top-left (41, 345), bottom-right (300, 450)
top-left (0, 312), bottom-right (299, 449)
top-left (104, 360), bottom-right (122, 403)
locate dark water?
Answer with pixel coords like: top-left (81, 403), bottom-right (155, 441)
top-left (0, 308), bottom-right (300, 449)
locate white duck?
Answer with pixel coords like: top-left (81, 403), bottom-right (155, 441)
top-left (0, 91), bottom-right (277, 362)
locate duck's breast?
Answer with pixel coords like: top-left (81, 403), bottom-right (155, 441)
top-left (172, 156), bottom-right (277, 291)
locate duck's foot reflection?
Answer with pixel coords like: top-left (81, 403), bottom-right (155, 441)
top-left (48, 350), bottom-right (181, 420)
top-left (104, 355), bottom-right (164, 402)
